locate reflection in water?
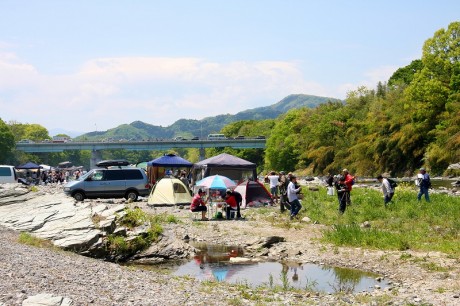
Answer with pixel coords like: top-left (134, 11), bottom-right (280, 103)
top-left (328, 266), bottom-right (363, 293)
top-left (171, 243), bottom-right (388, 293)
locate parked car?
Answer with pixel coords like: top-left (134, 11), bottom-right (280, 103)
top-left (63, 161), bottom-right (149, 201)
top-left (255, 135), bottom-right (266, 139)
top-left (174, 136), bottom-right (187, 141)
top-left (191, 136), bottom-right (199, 140)
top-left (0, 165), bottom-right (18, 184)
top-left (235, 135), bottom-right (245, 139)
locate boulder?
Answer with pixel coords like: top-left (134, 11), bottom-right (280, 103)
top-left (447, 162), bottom-right (460, 170)
top-left (0, 184), bottom-right (126, 255)
top-left (0, 185), bottom-right (35, 207)
top-left (229, 257), bottom-right (254, 264)
top-left (132, 228), bottom-right (198, 261)
top-left (260, 236), bottom-right (285, 248)
top-left (22, 293), bottom-right (73, 306)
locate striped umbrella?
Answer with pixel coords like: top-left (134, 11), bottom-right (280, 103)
top-left (195, 175), bottom-right (236, 190)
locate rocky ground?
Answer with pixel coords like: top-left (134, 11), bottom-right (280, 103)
top-left (0, 183), bottom-right (459, 305)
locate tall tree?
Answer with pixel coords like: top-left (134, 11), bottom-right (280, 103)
top-left (0, 118), bottom-right (15, 163)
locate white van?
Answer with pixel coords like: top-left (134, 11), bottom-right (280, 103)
top-left (0, 165), bottom-right (18, 184)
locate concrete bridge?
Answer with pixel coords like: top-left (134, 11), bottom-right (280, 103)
top-left (16, 139), bottom-right (266, 168)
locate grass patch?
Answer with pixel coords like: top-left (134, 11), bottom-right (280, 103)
top-left (119, 207), bottom-right (149, 228)
top-left (18, 232), bottom-right (54, 248)
top-left (420, 262), bottom-right (449, 272)
top-left (323, 224), bottom-right (411, 251)
top-left (299, 187), bottom-right (460, 256)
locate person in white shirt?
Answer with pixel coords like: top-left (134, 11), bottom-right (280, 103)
top-left (287, 175), bottom-right (302, 220)
top-left (377, 175), bottom-right (394, 206)
top-left (265, 171), bottom-right (279, 203)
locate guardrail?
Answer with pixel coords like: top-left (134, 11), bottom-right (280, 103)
top-left (15, 139), bottom-right (266, 153)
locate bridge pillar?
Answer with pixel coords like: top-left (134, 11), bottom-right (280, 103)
top-left (90, 150), bottom-right (102, 169)
top-left (199, 147), bottom-right (206, 161)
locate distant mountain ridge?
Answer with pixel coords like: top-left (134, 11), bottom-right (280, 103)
top-left (75, 94), bottom-right (340, 140)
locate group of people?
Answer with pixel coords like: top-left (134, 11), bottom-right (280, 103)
top-left (376, 167), bottom-right (431, 205)
top-left (23, 169), bottom-right (82, 185)
top-left (190, 167), bottom-right (432, 221)
top-left (265, 171), bottom-right (303, 220)
top-left (190, 188), bottom-right (242, 221)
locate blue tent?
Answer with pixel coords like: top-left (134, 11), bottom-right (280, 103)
top-left (147, 154), bottom-right (193, 167)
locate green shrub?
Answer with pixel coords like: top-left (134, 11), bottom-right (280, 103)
top-left (120, 207), bottom-right (148, 228)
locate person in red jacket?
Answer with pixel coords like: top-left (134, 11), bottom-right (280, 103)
top-left (190, 189), bottom-right (208, 221)
top-left (342, 169), bottom-right (355, 205)
top-left (225, 190), bottom-right (238, 219)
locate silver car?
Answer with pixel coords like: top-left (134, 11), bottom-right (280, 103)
top-left (64, 168), bottom-right (149, 201)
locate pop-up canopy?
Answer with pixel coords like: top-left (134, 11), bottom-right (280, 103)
top-left (192, 153), bottom-right (257, 183)
top-left (147, 154), bottom-right (193, 184)
top-left (16, 162), bottom-right (43, 169)
top-left (147, 154), bottom-right (193, 167)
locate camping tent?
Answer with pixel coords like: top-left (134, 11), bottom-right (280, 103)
top-left (147, 177), bottom-right (192, 206)
top-left (192, 153), bottom-right (257, 184)
top-left (234, 180), bottom-right (273, 208)
top-left (147, 154), bottom-right (193, 184)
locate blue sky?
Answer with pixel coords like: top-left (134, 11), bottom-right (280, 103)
top-left (0, 1), bottom-right (459, 135)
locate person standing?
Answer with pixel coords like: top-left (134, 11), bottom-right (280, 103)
top-left (227, 188), bottom-right (242, 219)
top-left (278, 171), bottom-right (289, 212)
top-left (342, 169), bottom-right (355, 205)
top-left (287, 175), bottom-right (302, 220)
top-left (335, 175), bottom-right (349, 214)
top-left (265, 171), bottom-right (279, 203)
top-left (326, 173), bottom-right (335, 196)
top-left (326, 173), bottom-right (334, 187)
top-left (179, 171), bottom-right (190, 190)
top-left (377, 175), bottom-right (394, 206)
top-left (417, 168), bottom-right (431, 202)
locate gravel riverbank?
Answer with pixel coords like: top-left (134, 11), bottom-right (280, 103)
top-left (1, 183), bottom-right (459, 305)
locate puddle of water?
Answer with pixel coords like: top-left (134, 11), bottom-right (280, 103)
top-left (167, 243), bottom-right (388, 293)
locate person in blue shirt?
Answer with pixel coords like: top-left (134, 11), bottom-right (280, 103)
top-left (417, 168), bottom-right (431, 202)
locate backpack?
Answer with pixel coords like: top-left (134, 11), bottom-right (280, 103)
top-left (387, 178), bottom-right (397, 189)
top-left (426, 178), bottom-right (432, 189)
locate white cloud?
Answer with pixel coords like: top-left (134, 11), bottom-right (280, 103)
top-left (0, 53), bottom-right (330, 133)
top-left (335, 65), bottom-right (399, 98)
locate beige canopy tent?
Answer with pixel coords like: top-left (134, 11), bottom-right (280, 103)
top-left (147, 177), bottom-right (192, 206)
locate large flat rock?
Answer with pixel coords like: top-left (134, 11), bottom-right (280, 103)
top-left (0, 184), bottom-right (126, 252)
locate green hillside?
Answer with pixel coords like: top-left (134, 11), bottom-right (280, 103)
top-left (75, 94), bottom-right (340, 141)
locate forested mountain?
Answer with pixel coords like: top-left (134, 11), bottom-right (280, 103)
top-left (74, 94), bottom-right (340, 141)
